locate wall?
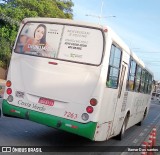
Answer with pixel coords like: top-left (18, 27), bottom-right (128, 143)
top-left (0, 67), bottom-right (6, 79)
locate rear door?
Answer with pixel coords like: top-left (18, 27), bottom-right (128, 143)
top-left (111, 61), bottom-right (129, 135)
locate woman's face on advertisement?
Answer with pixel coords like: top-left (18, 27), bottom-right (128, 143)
top-left (35, 26), bottom-right (45, 41)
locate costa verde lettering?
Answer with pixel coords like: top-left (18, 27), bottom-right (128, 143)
top-left (18, 100), bottom-right (46, 111)
top-left (32, 104), bottom-right (46, 111)
top-left (18, 100), bottom-right (31, 107)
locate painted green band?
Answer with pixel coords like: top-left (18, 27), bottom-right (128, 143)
top-left (2, 100), bottom-right (97, 140)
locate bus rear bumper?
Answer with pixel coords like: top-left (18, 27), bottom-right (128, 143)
top-left (2, 99), bottom-right (97, 140)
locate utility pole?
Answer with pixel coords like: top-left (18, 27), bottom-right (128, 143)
top-left (86, 0), bottom-right (116, 24)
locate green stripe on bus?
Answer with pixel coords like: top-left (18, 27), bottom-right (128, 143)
top-left (2, 100), bottom-right (97, 140)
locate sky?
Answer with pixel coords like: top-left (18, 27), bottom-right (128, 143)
top-left (72, 0), bottom-right (160, 81)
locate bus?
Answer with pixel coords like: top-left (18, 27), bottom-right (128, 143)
top-left (2, 18), bottom-right (153, 141)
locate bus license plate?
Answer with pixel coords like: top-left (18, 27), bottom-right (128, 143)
top-left (38, 97), bottom-right (54, 106)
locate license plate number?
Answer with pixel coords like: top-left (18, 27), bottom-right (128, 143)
top-left (38, 98), bottom-right (54, 106)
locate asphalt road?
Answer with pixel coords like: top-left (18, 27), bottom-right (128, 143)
top-left (0, 101), bottom-right (160, 155)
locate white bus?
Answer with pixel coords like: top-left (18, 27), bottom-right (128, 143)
top-left (2, 18), bottom-right (153, 141)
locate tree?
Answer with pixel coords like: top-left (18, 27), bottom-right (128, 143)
top-left (0, 0), bottom-right (74, 69)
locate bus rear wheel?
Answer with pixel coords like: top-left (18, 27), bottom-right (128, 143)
top-left (117, 116), bottom-right (128, 140)
top-left (137, 108), bottom-right (147, 126)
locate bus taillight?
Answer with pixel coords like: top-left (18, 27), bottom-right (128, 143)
top-left (6, 80), bottom-right (12, 87)
top-left (6, 88), bottom-right (12, 95)
top-left (86, 106), bottom-right (93, 113)
top-left (90, 98), bottom-right (97, 106)
top-left (6, 80), bottom-right (13, 102)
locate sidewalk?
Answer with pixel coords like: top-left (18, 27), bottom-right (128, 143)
top-left (143, 101), bottom-right (160, 155)
top-left (154, 102), bottom-right (160, 147)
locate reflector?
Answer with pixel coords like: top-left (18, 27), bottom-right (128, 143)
top-left (7, 95), bottom-right (13, 102)
top-left (81, 113), bottom-right (89, 121)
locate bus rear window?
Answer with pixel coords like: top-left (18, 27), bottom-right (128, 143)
top-left (15, 22), bottom-right (104, 65)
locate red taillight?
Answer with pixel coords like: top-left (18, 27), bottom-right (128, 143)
top-left (86, 106), bottom-right (93, 113)
top-left (6, 80), bottom-right (12, 87)
top-left (7, 88), bottom-right (12, 95)
top-left (90, 98), bottom-right (97, 106)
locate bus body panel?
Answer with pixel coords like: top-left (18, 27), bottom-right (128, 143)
top-left (94, 49), bottom-right (130, 141)
top-left (11, 54), bottom-right (101, 103)
top-left (2, 99), bottom-right (97, 140)
top-left (5, 53), bottom-right (103, 123)
top-left (92, 32), bottom-right (153, 141)
top-left (125, 93), bottom-right (150, 129)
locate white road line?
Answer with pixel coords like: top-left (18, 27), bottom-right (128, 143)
top-left (144, 128), bottom-right (148, 131)
top-left (139, 132), bottom-right (144, 136)
top-left (133, 139), bottom-right (139, 143)
top-left (121, 152), bottom-right (128, 155)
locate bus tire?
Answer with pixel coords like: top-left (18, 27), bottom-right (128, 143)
top-left (137, 108), bottom-right (147, 126)
top-left (136, 120), bottom-right (142, 126)
top-left (117, 116), bottom-right (128, 140)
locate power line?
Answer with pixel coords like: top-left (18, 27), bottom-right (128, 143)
top-left (135, 52), bottom-right (160, 53)
top-left (85, 0), bottom-right (116, 24)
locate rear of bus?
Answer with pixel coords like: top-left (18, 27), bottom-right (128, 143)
top-left (2, 18), bottom-right (105, 140)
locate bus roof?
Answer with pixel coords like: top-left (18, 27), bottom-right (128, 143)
top-left (22, 17), bottom-right (104, 29)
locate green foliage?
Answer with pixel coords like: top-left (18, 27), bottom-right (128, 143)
top-left (0, 37), bottom-right (11, 69)
top-left (0, 0), bottom-right (74, 69)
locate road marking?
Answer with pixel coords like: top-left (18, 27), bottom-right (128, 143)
top-left (133, 139), bottom-right (138, 143)
top-left (155, 113), bottom-right (160, 120)
top-left (144, 128), bottom-right (148, 132)
top-left (121, 152), bottom-right (128, 155)
top-left (139, 132), bottom-right (144, 136)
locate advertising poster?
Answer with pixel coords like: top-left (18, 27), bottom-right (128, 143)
top-left (16, 23), bottom-right (103, 65)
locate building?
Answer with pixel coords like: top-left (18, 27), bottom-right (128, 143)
top-left (152, 81), bottom-right (160, 100)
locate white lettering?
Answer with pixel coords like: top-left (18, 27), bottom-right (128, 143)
top-left (128, 148), bottom-right (138, 152)
top-left (28, 148), bottom-right (42, 152)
